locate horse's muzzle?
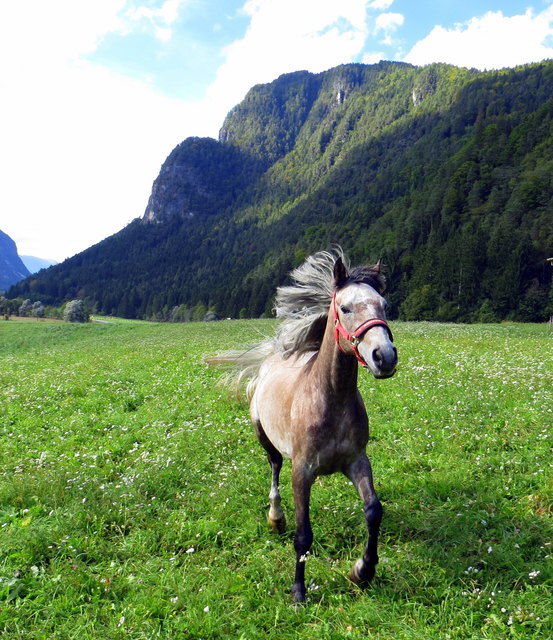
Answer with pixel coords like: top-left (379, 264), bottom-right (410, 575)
top-left (370, 344), bottom-right (397, 378)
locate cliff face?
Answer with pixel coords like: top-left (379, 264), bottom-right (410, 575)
top-left (0, 229), bottom-right (30, 291)
top-left (142, 137), bottom-right (258, 224)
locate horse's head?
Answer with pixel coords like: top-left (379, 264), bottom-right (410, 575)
top-left (332, 257), bottom-right (397, 378)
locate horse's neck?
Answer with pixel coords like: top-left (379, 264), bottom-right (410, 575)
top-left (312, 311), bottom-right (358, 397)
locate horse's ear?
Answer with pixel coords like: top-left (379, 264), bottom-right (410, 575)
top-left (373, 259), bottom-right (387, 293)
top-left (333, 257), bottom-right (349, 287)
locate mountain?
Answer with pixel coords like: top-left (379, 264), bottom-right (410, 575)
top-left (7, 61), bottom-right (553, 321)
top-left (20, 256), bottom-right (59, 274)
top-left (0, 229), bottom-right (30, 291)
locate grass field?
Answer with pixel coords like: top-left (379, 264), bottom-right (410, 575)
top-left (0, 318), bottom-right (551, 639)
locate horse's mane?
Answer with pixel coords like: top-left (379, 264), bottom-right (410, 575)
top-left (207, 246), bottom-right (385, 397)
top-left (273, 246), bottom-right (346, 357)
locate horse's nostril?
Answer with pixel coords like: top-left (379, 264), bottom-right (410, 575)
top-left (373, 345), bottom-right (397, 372)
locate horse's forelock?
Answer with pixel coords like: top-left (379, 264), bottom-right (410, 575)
top-left (337, 265), bottom-right (386, 295)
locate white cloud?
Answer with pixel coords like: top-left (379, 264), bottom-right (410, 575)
top-left (362, 51), bottom-right (386, 64)
top-left (375, 12), bottom-right (404, 32)
top-left (204, 0), bottom-right (373, 115)
top-left (404, 7), bottom-right (553, 70)
top-left (125, 0), bottom-right (185, 42)
top-left (0, 0), bottom-right (206, 261)
top-left (0, 1), bottom-right (125, 67)
top-left (374, 11), bottom-right (404, 45)
top-left (369, 0), bottom-right (394, 9)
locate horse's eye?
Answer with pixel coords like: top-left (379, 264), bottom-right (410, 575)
top-left (340, 305), bottom-right (351, 314)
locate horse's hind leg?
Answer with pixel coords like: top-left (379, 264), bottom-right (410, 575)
top-left (345, 454), bottom-right (383, 588)
top-left (267, 449), bottom-right (286, 534)
top-left (253, 421), bottom-right (286, 534)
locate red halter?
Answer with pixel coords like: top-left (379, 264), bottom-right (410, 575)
top-left (332, 291), bottom-right (394, 368)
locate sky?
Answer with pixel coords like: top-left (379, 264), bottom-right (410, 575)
top-left (1, 0), bottom-right (553, 263)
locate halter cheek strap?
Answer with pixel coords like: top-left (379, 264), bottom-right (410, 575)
top-left (332, 292), bottom-right (393, 368)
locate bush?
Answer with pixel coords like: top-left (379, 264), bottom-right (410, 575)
top-left (63, 300), bottom-right (89, 323)
top-left (19, 299), bottom-right (33, 317)
top-left (32, 301), bottom-right (45, 318)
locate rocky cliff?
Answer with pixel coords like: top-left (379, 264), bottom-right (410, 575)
top-left (0, 229), bottom-right (30, 291)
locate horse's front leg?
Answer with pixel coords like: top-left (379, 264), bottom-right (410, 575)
top-left (345, 454), bottom-right (383, 588)
top-left (291, 462), bottom-right (314, 603)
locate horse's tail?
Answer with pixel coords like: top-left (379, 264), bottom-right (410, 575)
top-left (205, 340), bottom-right (275, 400)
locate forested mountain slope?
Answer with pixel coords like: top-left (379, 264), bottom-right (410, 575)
top-left (9, 61), bottom-right (553, 321)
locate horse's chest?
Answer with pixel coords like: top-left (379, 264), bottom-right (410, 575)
top-left (295, 406), bottom-right (369, 474)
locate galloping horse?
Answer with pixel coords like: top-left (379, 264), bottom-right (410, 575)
top-left (213, 248), bottom-right (397, 602)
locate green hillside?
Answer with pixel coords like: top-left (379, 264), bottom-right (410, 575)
top-left (8, 61), bottom-right (553, 321)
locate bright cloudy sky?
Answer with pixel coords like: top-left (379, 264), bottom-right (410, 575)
top-left (1, 0), bottom-right (552, 262)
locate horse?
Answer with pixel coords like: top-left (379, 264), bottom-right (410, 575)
top-left (211, 247), bottom-right (397, 602)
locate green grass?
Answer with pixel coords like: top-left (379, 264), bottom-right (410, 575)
top-left (0, 319), bottom-right (551, 639)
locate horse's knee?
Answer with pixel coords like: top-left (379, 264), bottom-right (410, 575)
top-left (364, 497), bottom-right (383, 526)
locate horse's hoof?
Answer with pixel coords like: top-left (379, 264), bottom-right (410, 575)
top-left (268, 514), bottom-right (286, 534)
top-left (349, 559), bottom-right (375, 589)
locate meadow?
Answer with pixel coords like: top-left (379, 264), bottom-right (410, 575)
top-left (0, 318), bottom-right (551, 639)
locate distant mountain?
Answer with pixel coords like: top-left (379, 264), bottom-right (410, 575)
top-left (8, 61), bottom-right (553, 321)
top-left (20, 256), bottom-right (59, 274)
top-left (0, 229), bottom-right (30, 291)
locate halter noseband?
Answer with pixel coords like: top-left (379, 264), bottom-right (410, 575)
top-left (332, 291), bottom-right (393, 368)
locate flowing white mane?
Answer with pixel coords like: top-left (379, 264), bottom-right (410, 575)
top-left (273, 246), bottom-right (347, 357)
